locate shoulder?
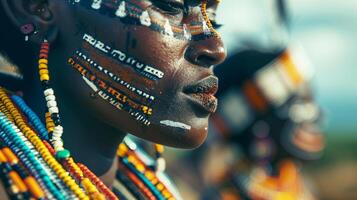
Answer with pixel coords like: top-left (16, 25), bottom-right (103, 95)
top-left (0, 54), bottom-right (23, 91)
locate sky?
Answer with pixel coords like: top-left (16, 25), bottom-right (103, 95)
top-left (216, 0), bottom-right (357, 133)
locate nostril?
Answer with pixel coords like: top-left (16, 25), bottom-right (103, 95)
top-left (196, 55), bottom-right (217, 68)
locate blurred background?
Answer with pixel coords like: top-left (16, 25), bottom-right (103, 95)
top-left (221, 0), bottom-right (357, 199)
top-left (165, 0), bottom-right (357, 199)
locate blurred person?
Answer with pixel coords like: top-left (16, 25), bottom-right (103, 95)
top-left (202, 45), bottom-right (324, 200)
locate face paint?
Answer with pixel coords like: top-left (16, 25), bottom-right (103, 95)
top-left (160, 120), bottom-right (192, 131)
top-left (83, 33), bottom-right (164, 80)
top-left (67, 0), bottom-right (220, 41)
top-left (68, 56), bottom-right (153, 125)
top-left (75, 50), bottom-right (155, 103)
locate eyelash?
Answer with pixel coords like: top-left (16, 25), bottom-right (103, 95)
top-left (151, 0), bottom-right (186, 16)
top-left (151, 0), bottom-right (223, 29)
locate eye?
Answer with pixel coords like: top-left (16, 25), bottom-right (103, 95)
top-left (152, 0), bottom-right (185, 15)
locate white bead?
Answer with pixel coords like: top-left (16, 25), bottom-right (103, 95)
top-left (47, 100), bottom-right (57, 108)
top-left (52, 131), bottom-right (63, 137)
top-left (54, 146), bottom-right (64, 151)
top-left (54, 125), bottom-right (63, 131)
top-left (45, 95), bottom-right (56, 101)
top-left (156, 157), bottom-right (166, 173)
top-left (49, 107), bottom-right (59, 114)
top-left (53, 140), bottom-right (63, 145)
top-left (44, 88), bottom-right (54, 96)
top-left (52, 133), bottom-right (63, 138)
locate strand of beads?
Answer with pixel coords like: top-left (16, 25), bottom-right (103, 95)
top-left (37, 40), bottom-right (69, 157)
top-left (118, 143), bottom-right (176, 200)
top-left (11, 96), bottom-right (48, 140)
top-left (8, 96), bottom-right (80, 199)
top-left (0, 112), bottom-right (64, 199)
top-left (36, 40), bottom-right (114, 199)
top-left (0, 143), bottom-right (28, 200)
top-left (0, 101), bottom-right (13, 122)
top-left (154, 144), bottom-right (166, 173)
top-left (45, 112), bottom-right (55, 136)
top-left (8, 95), bottom-right (78, 198)
top-left (10, 97), bottom-right (69, 193)
top-left (0, 90), bottom-right (88, 199)
top-left (78, 163), bottom-right (119, 200)
top-left (44, 111), bottom-right (108, 200)
top-left (0, 145), bottom-right (45, 199)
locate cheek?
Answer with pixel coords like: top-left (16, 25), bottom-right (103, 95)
top-left (53, 7), bottom-right (209, 147)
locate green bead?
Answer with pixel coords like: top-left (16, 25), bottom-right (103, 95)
top-left (56, 149), bottom-right (71, 159)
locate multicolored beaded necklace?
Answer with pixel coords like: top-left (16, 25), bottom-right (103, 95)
top-left (0, 39), bottom-right (182, 200)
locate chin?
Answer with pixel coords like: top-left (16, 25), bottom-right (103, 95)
top-left (136, 118), bottom-right (209, 149)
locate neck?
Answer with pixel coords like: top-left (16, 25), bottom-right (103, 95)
top-left (24, 70), bottom-right (126, 187)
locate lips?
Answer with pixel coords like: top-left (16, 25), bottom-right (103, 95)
top-left (183, 75), bottom-right (219, 114)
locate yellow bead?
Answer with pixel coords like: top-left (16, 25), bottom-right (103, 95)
top-left (156, 183), bottom-right (164, 191)
top-left (39, 63), bottom-right (48, 70)
top-left (154, 144), bottom-right (165, 153)
top-left (38, 59), bottom-right (48, 65)
top-left (40, 74), bottom-right (50, 81)
top-left (39, 69), bottom-right (49, 76)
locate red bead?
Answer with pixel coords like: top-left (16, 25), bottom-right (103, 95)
top-left (78, 163), bottom-right (118, 200)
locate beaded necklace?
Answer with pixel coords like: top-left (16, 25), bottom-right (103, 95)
top-left (0, 38), bottom-right (183, 200)
top-left (0, 85), bottom-right (182, 200)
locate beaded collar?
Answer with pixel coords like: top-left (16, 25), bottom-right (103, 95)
top-left (0, 88), bottom-right (182, 200)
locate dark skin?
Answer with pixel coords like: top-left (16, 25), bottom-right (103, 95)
top-left (0, 0), bottom-right (226, 192)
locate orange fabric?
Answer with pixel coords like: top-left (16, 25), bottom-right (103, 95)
top-left (242, 81), bottom-right (268, 112)
top-left (280, 52), bottom-right (303, 86)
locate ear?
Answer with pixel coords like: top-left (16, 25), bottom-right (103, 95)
top-left (0, 0), bottom-right (59, 44)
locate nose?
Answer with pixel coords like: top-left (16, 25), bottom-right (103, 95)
top-left (185, 36), bottom-right (227, 68)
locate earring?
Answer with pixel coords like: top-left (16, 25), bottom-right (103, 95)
top-left (20, 23), bottom-right (37, 41)
top-left (38, 39), bottom-right (70, 158)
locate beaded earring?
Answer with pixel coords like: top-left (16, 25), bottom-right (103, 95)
top-left (20, 23), bottom-right (36, 42)
top-left (37, 40), bottom-right (70, 159)
top-left (36, 40), bottom-right (118, 199)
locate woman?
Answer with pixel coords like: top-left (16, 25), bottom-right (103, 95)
top-left (0, 0), bottom-right (226, 199)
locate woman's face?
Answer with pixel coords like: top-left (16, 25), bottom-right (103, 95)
top-left (48, 0), bottom-right (226, 148)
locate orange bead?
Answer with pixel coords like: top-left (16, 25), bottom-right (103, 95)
top-left (156, 183), bottom-right (164, 191)
top-left (0, 151), bottom-right (8, 163)
top-left (24, 176), bottom-right (45, 199)
top-left (2, 147), bottom-right (19, 164)
top-left (9, 171), bottom-right (28, 193)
